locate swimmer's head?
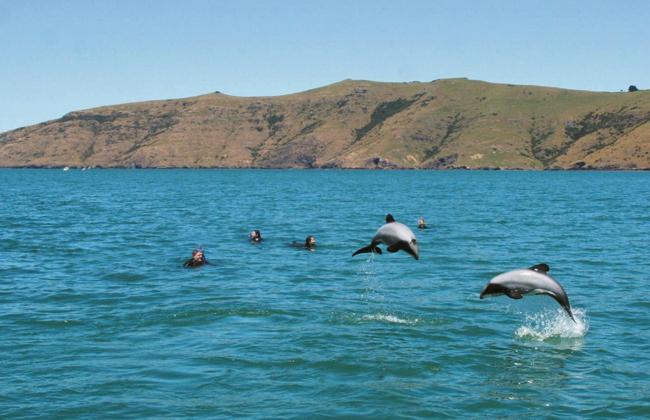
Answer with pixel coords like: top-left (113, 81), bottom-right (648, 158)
top-left (305, 235), bottom-right (316, 247)
top-left (192, 247), bottom-right (205, 261)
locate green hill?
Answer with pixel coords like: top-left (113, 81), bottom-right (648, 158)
top-left (1, 79), bottom-right (649, 169)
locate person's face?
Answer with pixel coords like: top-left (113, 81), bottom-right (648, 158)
top-left (308, 237), bottom-right (316, 246)
top-left (193, 251), bottom-right (204, 261)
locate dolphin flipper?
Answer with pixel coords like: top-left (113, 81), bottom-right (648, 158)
top-left (352, 244), bottom-right (382, 256)
top-left (387, 241), bottom-right (419, 260)
top-left (387, 244), bottom-right (400, 253)
top-left (387, 241), bottom-right (420, 260)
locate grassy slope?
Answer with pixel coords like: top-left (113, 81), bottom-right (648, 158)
top-left (1, 79), bottom-right (649, 169)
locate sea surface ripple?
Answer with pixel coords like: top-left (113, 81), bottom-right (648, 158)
top-left (1, 169), bottom-right (649, 418)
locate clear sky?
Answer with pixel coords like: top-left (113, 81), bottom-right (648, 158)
top-left (1, 0), bottom-right (648, 132)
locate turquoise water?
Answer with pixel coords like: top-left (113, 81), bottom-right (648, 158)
top-left (1, 169), bottom-right (649, 418)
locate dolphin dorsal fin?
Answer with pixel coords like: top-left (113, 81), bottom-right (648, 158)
top-left (529, 263), bottom-right (550, 273)
top-left (385, 214), bottom-right (395, 223)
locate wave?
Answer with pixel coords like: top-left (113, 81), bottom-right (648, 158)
top-left (515, 307), bottom-right (588, 340)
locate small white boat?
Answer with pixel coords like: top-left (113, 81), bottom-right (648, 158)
top-left (63, 166), bottom-right (70, 171)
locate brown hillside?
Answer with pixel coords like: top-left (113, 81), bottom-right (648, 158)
top-left (1, 79), bottom-right (649, 169)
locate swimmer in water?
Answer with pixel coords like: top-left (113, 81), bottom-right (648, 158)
top-left (249, 230), bottom-right (263, 243)
top-left (418, 216), bottom-right (427, 230)
top-left (183, 247), bottom-right (209, 268)
top-left (292, 235), bottom-right (316, 251)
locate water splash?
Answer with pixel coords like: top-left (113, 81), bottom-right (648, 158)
top-left (358, 251), bottom-right (376, 275)
top-left (330, 311), bottom-right (421, 325)
top-left (359, 254), bottom-right (384, 303)
top-left (361, 313), bottom-right (420, 325)
top-left (515, 307), bottom-right (588, 340)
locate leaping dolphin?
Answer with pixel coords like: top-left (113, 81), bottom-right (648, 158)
top-left (480, 263), bottom-right (576, 322)
top-left (352, 214), bottom-right (419, 260)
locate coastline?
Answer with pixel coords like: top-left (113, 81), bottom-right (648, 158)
top-left (1, 165), bottom-right (648, 171)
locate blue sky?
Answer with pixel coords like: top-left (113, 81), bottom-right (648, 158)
top-left (1, 0), bottom-right (648, 132)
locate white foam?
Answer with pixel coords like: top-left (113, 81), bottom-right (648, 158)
top-left (515, 307), bottom-right (588, 340)
top-left (362, 313), bottom-right (420, 325)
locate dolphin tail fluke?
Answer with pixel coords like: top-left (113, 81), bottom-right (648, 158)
top-left (550, 294), bottom-right (577, 323)
top-left (352, 244), bottom-right (382, 257)
top-left (565, 306), bottom-right (576, 323)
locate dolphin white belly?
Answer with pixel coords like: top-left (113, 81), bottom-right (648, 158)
top-left (353, 214), bottom-right (419, 260)
top-left (374, 222), bottom-right (414, 247)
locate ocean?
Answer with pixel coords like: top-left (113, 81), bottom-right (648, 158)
top-left (1, 169), bottom-right (649, 418)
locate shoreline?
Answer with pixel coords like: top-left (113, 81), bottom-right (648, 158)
top-left (1, 165), bottom-right (649, 171)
